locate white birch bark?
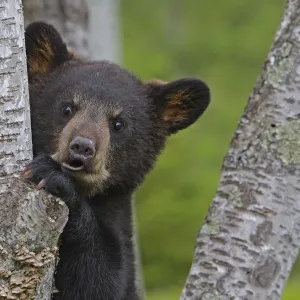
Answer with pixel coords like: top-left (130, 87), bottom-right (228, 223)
top-left (181, 1), bottom-right (300, 299)
top-left (0, 1), bottom-right (68, 299)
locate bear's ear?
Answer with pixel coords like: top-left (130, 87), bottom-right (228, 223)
top-left (147, 78), bottom-right (210, 134)
top-left (25, 22), bottom-right (71, 83)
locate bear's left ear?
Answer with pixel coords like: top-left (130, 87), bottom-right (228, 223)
top-left (147, 78), bottom-right (210, 134)
top-left (25, 22), bottom-right (72, 83)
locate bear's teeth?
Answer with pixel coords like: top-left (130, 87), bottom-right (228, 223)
top-left (62, 160), bottom-right (84, 171)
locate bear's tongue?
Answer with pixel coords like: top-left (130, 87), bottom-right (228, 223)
top-left (62, 159), bottom-right (84, 171)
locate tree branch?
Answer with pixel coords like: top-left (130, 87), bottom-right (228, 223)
top-left (0, 179), bottom-right (68, 299)
top-left (181, 0), bottom-right (300, 299)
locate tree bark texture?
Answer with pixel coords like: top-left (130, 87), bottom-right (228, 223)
top-left (181, 0), bottom-right (300, 299)
top-left (0, 1), bottom-right (68, 299)
top-left (22, 0), bottom-right (89, 58)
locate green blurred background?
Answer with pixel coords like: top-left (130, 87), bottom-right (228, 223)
top-left (122, 0), bottom-right (299, 299)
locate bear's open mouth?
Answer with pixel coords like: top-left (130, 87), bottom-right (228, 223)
top-left (62, 159), bottom-right (85, 172)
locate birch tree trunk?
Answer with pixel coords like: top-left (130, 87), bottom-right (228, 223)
top-left (0, 1), bottom-right (68, 299)
top-left (22, 0), bottom-right (89, 58)
top-left (181, 0), bottom-right (300, 299)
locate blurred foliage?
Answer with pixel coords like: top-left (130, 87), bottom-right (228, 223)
top-left (122, 0), bottom-right (298, 298)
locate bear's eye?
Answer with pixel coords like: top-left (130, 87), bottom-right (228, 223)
top-left (113, 120), bottom-right (124, 131)
top-left (61, 104), bottom-right (73, 117)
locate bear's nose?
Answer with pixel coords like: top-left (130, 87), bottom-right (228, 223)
top-left (69, 136), bottom-right (95, 160)
top-left (62, 137), bottom-right (96, 172)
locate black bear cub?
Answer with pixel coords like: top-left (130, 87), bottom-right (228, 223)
top-left (24, 22), bottom-right (210, 300)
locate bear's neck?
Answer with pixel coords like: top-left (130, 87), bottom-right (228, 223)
top-left (88, 190), bottom-right (136, 245)
top-left (88, 191), bottom-right (135, 231)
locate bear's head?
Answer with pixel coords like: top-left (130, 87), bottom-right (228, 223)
top-left (25, 22), bottom-right (210, 196)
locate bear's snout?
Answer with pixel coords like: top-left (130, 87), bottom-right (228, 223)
top-left (62, 136), bottom-right (96, 172)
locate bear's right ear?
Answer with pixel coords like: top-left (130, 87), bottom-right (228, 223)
top-left (25, 22), bottom-right (71, 83)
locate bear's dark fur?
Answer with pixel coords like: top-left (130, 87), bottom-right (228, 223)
top-left (24, 22), bottom-right (210, 300)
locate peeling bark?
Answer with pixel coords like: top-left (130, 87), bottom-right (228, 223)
top-left (181, 1), bottom-right (300, 299)
top-left (0, 1), bottom-right (68, 299)
top-left (22, 0), bottom-right (89, 58)
top-left (0, 179), bottom-right (68, 299)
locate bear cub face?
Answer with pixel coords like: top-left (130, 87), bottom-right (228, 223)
top-left (26, 22), bottom-right (210, 196)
